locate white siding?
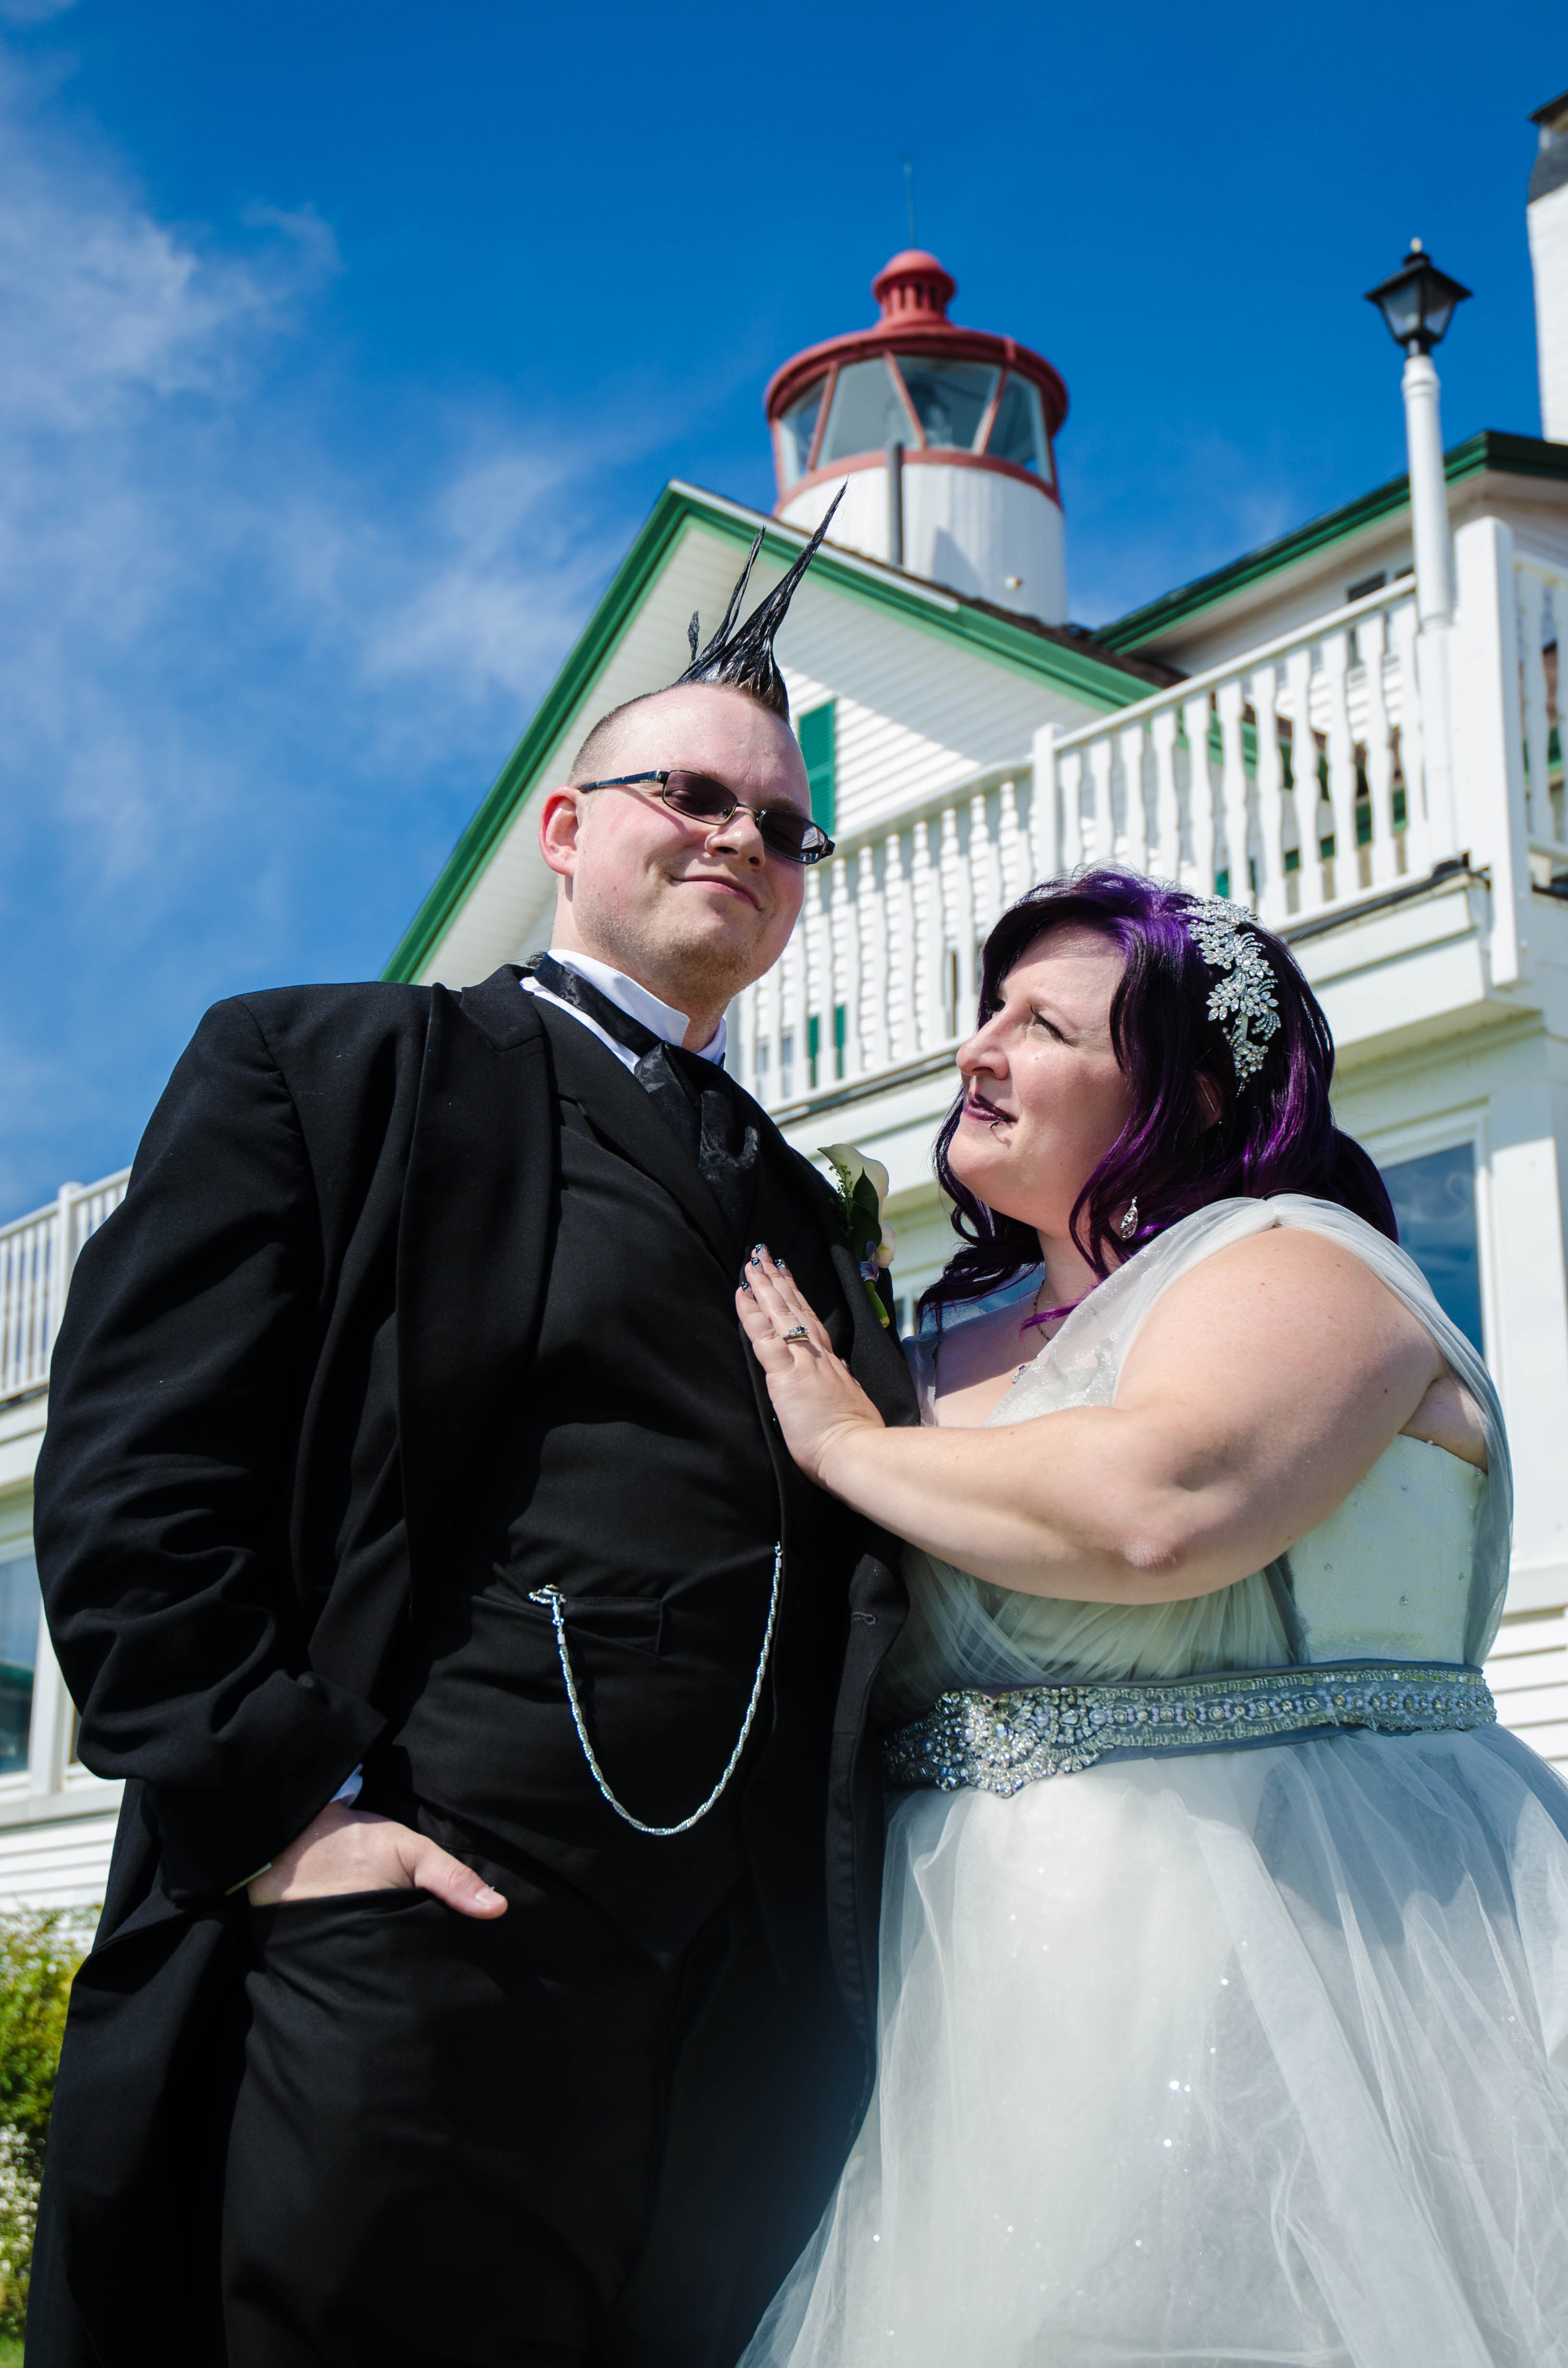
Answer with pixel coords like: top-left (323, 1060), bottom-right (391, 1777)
top-left (0, 1811), bottom-right (115, 1916)
top-left (1488, 1605), bottom-right (1568, 1770)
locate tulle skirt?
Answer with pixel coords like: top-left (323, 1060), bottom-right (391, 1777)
top-left (740, 1726), bottom-right (1568, 2368)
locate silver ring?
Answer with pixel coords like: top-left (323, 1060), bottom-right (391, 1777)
top-left (781, 1325), bottom-right (810, 1342)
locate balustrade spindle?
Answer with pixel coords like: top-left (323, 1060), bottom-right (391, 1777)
top-left (997, 778), bottom-right (1026, 905)
top-left (940, 805), bottom-right (971, 1031)
top-left (1181, 696), bottom-right (1215, 889)
top-left (736, 981), bottom-right (758, 1103)
top-left (1216, 679), bottom-right (1250, 902)
top-left (1060, 750), bottom-right (1086, 870)
top-left (786, 900), bottom-right (810, 1101)
top-left (1117, 725), bottom-right (1148, 873)
top-left (884, 830), bottom-right (913, 1064)
top-left (858, 846), bottom-right (887, 1075)
top-left (970, 790), bottom-right (1002, 942)
top-left (1088, 737), bottom-right (1116, 865)
top-left (757, 960), bottom-right (781, 1108)
top-left (825, 858), bottom-right (851, 1087)
top-left (1320, 632), bottom-right (1360, 901)
top-left (1250, 668), bottom-right (1288, 925)
top-left (1030, 727), bottom-right (1060, 881)
top-left (1280, 650), bottom-right (1322, 916)
top-left (1150, 709), bottom-right (1181, 881)
top-left (812, 868), bottom-right (834, 1092)
top-left (911, 817), bottom-right (945, 1051)
top-left (1358, 613), bottom-right (1400, 888)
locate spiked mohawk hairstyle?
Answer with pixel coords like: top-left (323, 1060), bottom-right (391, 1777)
top-left (674, 487), bottom-right (845, 721)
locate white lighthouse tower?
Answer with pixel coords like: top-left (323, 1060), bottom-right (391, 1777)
top-left (765, 249), bottom-right (1070, 624)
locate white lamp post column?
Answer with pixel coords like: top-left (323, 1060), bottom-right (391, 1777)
top-left (1401, 346), bottom-right (1455, 627)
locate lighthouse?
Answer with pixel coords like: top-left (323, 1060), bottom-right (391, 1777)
top-left (764, 249), bottom-right (1069, 624)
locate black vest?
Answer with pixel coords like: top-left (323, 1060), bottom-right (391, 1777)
top-left (368, 1002), bottom-right (857, 1964)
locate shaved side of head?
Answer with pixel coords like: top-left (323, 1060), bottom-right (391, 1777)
top-left (568, 682), bottom-right (776, 785)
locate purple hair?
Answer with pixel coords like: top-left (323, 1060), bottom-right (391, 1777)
top-left (918, 868), bottom-right (1396, 1330)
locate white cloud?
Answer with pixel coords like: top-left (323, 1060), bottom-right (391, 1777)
top-left (0, 43), bottom-right (618, 864)
top-left (0, 36), bottom-right (643, 1209)
top-left (0, 0), bottom-right (77, 25)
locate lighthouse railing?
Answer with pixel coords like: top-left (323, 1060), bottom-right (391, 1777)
top-left (735, 573), bottom-right (1466, 1115)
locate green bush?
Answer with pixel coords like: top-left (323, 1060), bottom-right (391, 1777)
top-left (0, 1913), bottom-right (92, 2336)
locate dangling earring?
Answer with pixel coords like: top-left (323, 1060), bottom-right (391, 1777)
top-left (1118, 1195), bottom-right (1139, 1241)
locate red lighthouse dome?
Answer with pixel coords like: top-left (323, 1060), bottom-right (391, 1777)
top-left (764, 251), bottom-right (1069, 622)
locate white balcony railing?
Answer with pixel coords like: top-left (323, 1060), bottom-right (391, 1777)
top-left (0, 1173), bottom-right (128, 1406)
top-left (1045, 579), bottom-right (1430, 925)
top-left (737, 522), bottom-right (1568, 1118)
top-left (737, 577), bottom-right (1434, 1111)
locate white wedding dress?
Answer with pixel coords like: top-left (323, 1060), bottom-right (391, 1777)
top-left (741, 1196), bottom-right (1568, 2368)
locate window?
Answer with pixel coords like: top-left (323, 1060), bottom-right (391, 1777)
top-left (1380, 1143), bottom-right (1484, 1356)
top-left (894, 358), bottom-right (996, 451)
top-left (776, 376), bottom-right (827, 484)
top-left (987, 373), bottom-right (1047, 472)
top-left (818, 359), bottom-right (911, 465)
top-left (798, 700), bottom-right (836, 836)
top-left (0, 1554), bottom-right (39, 1776)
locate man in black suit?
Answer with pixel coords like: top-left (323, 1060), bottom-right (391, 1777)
top-left (29, 520), bottom-right (916, 2368)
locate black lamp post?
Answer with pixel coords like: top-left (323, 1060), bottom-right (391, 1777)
top-left (1364, 238), bottom-right (1473, 355)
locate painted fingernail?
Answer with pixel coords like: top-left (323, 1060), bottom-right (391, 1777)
top-left (750, 1244), bottom-right (766, 1266)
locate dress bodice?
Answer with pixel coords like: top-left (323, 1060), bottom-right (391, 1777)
top-left (876, 1198), bottom-right (1507, 1725)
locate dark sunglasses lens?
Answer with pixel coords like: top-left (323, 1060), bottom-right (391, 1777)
top-left (661, 772), bottom-right (734, 824)
top-left (755, 813), bottom-right (816, 863)
top-left (662, 772), bottom-right (822, 863)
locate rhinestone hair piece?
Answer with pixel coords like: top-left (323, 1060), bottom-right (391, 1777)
top-left (1183, 896), bottom-right (1281, 1085)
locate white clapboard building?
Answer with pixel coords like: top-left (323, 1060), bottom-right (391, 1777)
top-left (5, 100), bottom-right (1568, 1909)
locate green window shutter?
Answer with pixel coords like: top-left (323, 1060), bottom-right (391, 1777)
top-left (798, 700), bottom-right (836, 837)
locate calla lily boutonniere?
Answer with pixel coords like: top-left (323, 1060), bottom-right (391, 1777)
top-left (819, 1143), bottom-right (895, 1328)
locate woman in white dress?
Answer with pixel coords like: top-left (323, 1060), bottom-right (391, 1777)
top-left (735, 868), bottom-right (1568, 2368)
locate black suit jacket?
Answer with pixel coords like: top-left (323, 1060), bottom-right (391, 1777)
top-left (28, 966), bottom-right (916, 2368)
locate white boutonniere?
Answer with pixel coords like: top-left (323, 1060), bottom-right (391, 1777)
top-left (819, 1143), bottom-right (895, 1328)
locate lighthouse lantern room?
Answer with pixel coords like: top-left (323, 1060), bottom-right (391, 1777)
top-left (765, 249), bottom-right (1069, 623)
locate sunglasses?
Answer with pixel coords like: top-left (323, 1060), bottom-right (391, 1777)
top-left (576, 770), bottom-right (835, 866)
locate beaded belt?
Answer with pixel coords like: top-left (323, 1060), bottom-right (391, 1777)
top-left (882, 1661), bottom-right (1496, 1798)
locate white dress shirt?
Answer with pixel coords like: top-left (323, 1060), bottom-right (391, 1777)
top-left (520, 947), bottom-right (727, 1069)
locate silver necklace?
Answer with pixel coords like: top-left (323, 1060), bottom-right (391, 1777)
top-left (528, 1543), bottom-right (783, 1838)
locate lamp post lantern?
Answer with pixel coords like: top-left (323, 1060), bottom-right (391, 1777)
top-left (1365, 240), bottom-right (1473, 628)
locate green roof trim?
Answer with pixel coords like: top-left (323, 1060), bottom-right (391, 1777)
top-left (1098, 431), bottom-right (1568, 652)
top-left (383, 483), bottom-right (1147, 983)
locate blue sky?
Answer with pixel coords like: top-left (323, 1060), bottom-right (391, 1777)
top-left (0, 0), bottom-right (1562, 1214)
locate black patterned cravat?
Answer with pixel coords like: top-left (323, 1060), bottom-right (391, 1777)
top-left (524, 954), bottom-right (760, 1236)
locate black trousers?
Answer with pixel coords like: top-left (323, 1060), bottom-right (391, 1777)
top-left (218, 1828), bottom-right (859, 2368)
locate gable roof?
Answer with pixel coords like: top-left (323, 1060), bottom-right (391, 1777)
top-left (383, 481), bottom-right (1166, 984)
top-left (1097, 430), bottom-right (1568, 653)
